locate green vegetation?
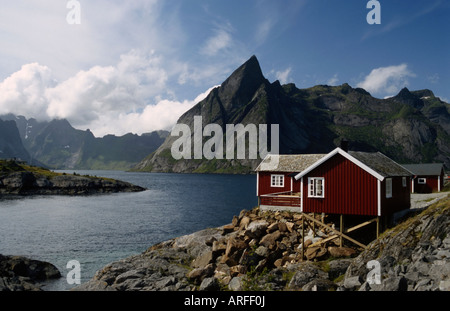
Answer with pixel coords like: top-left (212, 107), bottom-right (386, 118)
top-left (0, 159), bottom-right (117, 182)
top-left (0, 159), bottom-right (61, 179)
top-left (241, 267), bottom-right (272, 291)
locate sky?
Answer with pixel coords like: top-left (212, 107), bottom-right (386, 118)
top-left (0, 0), bottom-right (448, 137)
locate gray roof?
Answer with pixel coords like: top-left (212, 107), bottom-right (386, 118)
top-left (255, 154), bottom-right (326, 172)
top-left (257, 149), bottom-right (413, 179)
top-left (401, 163), bottom-right (444, 176)
top-left (348, 151), bottom-right (413, 177)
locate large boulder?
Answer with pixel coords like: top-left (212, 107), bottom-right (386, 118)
top-left (0, 255), bottom-right (61, 291)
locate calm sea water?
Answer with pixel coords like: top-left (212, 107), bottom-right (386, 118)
top-left (0, 171), bottom-right (257, 291)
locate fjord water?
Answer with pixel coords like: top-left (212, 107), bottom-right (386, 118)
top-left (0, 171), bottom-right (257, 290)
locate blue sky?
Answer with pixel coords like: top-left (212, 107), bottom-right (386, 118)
top-left (0, 0), bottom-right (448, 136)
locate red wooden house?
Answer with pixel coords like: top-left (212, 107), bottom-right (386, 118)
top-left (256, 147), bottom-right (412, 217)
top-left (402, 163), bottom-right (445, 193)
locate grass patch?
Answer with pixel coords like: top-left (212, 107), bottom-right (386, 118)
top-left (0, 160), bottom-right (61, 179)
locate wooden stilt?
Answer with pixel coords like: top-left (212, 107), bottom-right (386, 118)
top-left (302, 213), bottom-right (368, 249)
top-left (339, 214), bottom-right (343, 247)
top-left (376, 217), bottom-right (380, 239)
top-left (301, 214), bottom-right (305, 261)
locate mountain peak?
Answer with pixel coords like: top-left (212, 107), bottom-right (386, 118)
top-left (221, 55), bottom-right (264, 88)
top-left (217, 55), bottom-right (267, 110)
top-left (393, 87), bottom-right (423, 109)
top-left (396, 87), bottom-right (412, 97)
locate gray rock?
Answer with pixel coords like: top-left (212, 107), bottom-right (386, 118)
top-left (439, 280), bottom-right (450, 291)
top-left (244, 220), bottom-right (269, 239)
top-left (199, 277), bottom-right (220, 291)
top-left (0, 254), bottom-right (61, 291)
top-left (302, 278), bottom-right (337, 291)
top-left (288, 262), bottom-right (328, 290)
top-left (192, 251), bottom-right (214, 268)
top-left (259, 231), bottom-right (281, 248)
top-left (343, 276), bottom-right (362, 289)
top-left (371, 276), bottom-right (407, 291)
top-left (155, 276), bottom-right (176, 289)
top-left (255, 246), bottom-right (269, 258)
top-left (115, 269), bottom-right (145, 284)
top-left (327, 259), bottom-right (352, 281)
top-left (228, 276), bottom-right (244, 291)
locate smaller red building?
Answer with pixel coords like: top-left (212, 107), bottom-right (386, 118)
top-left (256, 147), bottom-right (412, 217)
top-left (402, 163), bottom-right (445, 193)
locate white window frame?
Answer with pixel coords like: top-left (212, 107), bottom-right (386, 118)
top-left (271, 174), bottom-right (285, 188)
top-left (418, 178), bottom-right (426, 184)
top-left (386, 178), bottom-right (392, 198)
top-left (308, 177), bottom-right (325, 198)
top-left (402, 177), bottom-right (407, 187)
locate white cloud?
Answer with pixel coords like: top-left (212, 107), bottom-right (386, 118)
top-left (356, 64), bottom-right (416, 96)
top-left (327, 74), bottom-right (339, 86)
top-left (83, 85), bottom-right (218, 137)
top-left (0, 50), bottom-right (217, 137)
top-left (438, 96), bottom-right (449, 104)
top-left (0, 63), bottom-right (56, 120)
top-left (255, 19), bottom-right (276, 46)
top-left (202, 28), bottom-right (233, 56)
top-left (0, 0), bottom-right (173, 81)
top-left (44, 49), bottom-right (169, 126)
top-left (274, 67), bottom-right (292, 84)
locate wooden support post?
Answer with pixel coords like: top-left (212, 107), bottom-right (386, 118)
top-left (302, 213), bottom-right (368, 249)
top-left (376, 217), bottom-right (380, 239)
top-left (339, 214), bottom-right (343, 247)
top-left (301, 214), bottom-right (305, 261)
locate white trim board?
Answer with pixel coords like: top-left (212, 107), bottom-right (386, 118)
top-left (294, 147), bottom-right (385, 181)
top-left (377, 179), bottom-right (381, 216)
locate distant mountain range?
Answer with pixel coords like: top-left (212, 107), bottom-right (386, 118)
top-left (2, 55), bottom-right (448, 173)
top-left (0, 114), bottom-right (168, 170)
top-left (133, 55), bottom-right (450, 173)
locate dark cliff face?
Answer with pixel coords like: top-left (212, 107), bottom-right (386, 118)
top-left (0, 119), bottom-right (30, 161)
top-left (135, 55), bottom-right (450, 173)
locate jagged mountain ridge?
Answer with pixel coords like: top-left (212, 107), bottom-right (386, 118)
top-left (134, 55), bottom-right (450, 173)
top-left (0, 115), bottom-right (169, 170)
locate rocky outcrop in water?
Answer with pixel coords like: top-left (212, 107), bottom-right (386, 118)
top-left (0, 255), bottom-right (61, 291)
top-left (0, 160), bottom-right (146, 195)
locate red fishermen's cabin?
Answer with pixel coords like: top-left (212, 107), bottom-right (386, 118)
top-left (402, 163), bottom-right (445, 193)
top-left (256, 147), bottom-right (412, 217)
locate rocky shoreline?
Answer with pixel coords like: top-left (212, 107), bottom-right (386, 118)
top-left (0, 160), bottom-right (146, 196)
top-left (0, 171), bottom-right (146, 195)
top-left (75, 194), bottom-right (450, 291)
top-left (0, 255), bottom-right (61, 291)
